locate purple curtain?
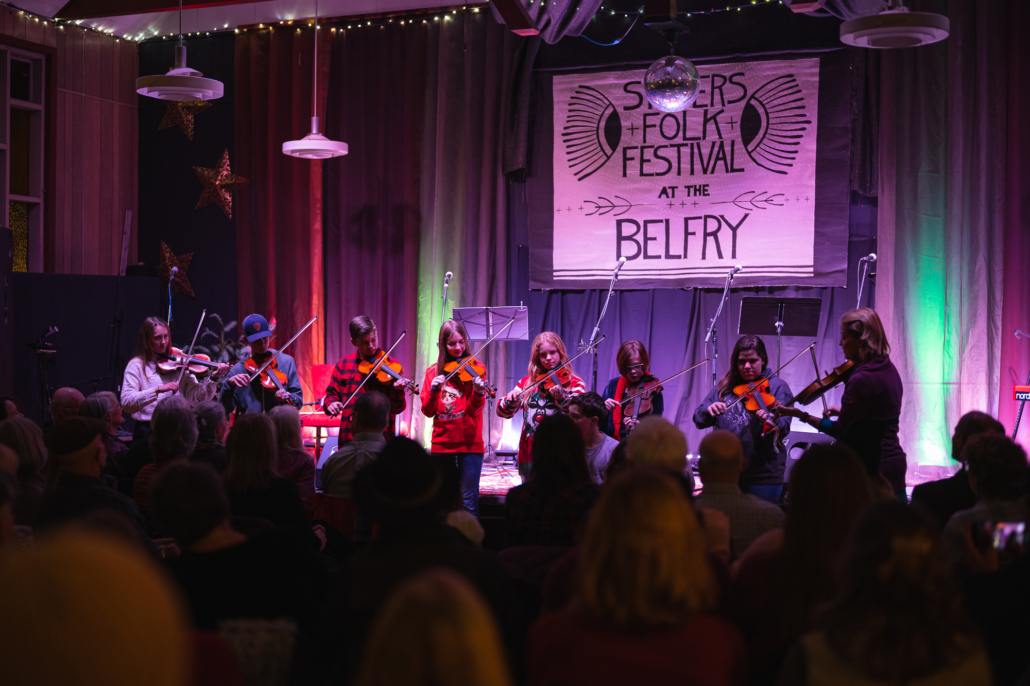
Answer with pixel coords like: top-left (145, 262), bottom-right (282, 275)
top-left (877, 0), bottom-right (1030, 478)
top-left (323, 24), bottom-right (428, 432)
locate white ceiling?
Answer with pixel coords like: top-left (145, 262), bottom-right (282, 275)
top-left (11, 0), bottom-right (453, 41)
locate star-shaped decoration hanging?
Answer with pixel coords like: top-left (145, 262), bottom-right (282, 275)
top-left (157, 100), bottom-right (212, 140)
top-left (157, 241), bottom-right (195, 298)
top-left (194, 149), bottom-right (249, 219)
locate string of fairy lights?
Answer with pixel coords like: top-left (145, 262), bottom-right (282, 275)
top-left (1, 0), bottom-right (789, 44)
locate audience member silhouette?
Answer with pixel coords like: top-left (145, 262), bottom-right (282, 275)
top-left (268, 404), bottom-right (316, 506)
top-left (0, 416), bottom-right (48, 525)
top-left (191, 400), bottom-right (229, 472)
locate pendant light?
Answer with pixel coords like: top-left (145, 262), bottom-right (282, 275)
top-left (283, 0), bottom-right (348, 159)
top-left (136, 0), bottom-right (223, 100)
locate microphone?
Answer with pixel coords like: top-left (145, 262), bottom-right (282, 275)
top-left (613, 256), bottom-right (627, 276)
top-left (860, 253), bottom-right (877, 262)
top-left (443, 271), bottom-right (453, 282)
top-left (729, 265), bottom-right (743, 275)
top-left (169, 266), bottom-right (178, 283)
top-left (42, 326), bottom-right (58, 339)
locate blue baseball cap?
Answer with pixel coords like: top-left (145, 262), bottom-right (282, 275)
top-left (242, 314), bottom-right (273, 342)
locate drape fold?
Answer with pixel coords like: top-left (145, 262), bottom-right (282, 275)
top-left (235, 27), bottom-right (332, 400)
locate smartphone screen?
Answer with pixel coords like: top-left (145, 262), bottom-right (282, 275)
top-left (989, 522), bottom-right (1027, 550)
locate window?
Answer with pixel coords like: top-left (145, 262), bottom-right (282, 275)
top-left (2, 48), bottom-right (45, 272)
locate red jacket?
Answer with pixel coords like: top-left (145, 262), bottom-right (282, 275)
top-left (419, 366), bottom-right (486, 454)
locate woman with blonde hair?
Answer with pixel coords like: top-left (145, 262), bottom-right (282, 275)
top-left (356, 569), bottom-right (513, 686)
top-left (0, 416), bottom-right (48, 525)
top-left (528, 468), bottom-right (747, 686)
top-left (267, 404), bottom-right (315, 506)
top-left (498, 331), bottom-right (586, 480)
top-left (776, 307), bottom-right (907, 497)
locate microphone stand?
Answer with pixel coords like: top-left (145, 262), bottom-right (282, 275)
top-left (440, 272), bottom-right (453, 333)
top-left (587, 263), bottom-right (622, 392)
top-left (705, 269), bottom-right (737, 387)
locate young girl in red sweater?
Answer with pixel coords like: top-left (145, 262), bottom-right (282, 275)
top-left (420, 320), bottom-right (491, 517)
top-left (497, 331), bottom-right (587, 481)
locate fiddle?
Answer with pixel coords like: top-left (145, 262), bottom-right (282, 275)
top-left (156, 348), bottom-right (222, 376)
top-left (244, 355), bottom-right (291, 397)
top-left (780, 359), bottom-right (856, 408)
top-left (500, 338), bottom-right (604, 412)
top-left (443, 355), bottom-right (495, 398)
top-left (618, 359), bottom-right (709, 427)
top-left (359, 350), bottom-right (420, 395)
top-left (732, 378), bottom-right (782, 445)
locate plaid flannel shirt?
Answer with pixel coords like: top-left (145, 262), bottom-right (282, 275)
top-left (323, 351), bottom-right (407, 444)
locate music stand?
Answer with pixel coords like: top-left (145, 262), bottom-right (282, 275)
top-left (452, 306), bottom-right (530, 462)
top-left (739, 297), bottom-right (822, 370)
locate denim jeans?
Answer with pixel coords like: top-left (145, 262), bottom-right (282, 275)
top-left (742, 483), bottom-right (783, 504)
top-left (434, 452), bottom-right (484, 517)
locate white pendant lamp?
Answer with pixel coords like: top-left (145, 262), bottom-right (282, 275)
top-left (283, 1), bottom-right (348, 159)
top-left (840, 2), bottom-right (949, 49)
top-left (136, 0), bottom-right (223, 100)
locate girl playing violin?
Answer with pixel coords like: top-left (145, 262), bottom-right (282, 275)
top-left (497, 331), bottom-right (586, 481)
top-left (692, 334), bottom-right (793, 503)
top-left (323, 315), bottom-right (408, 444)
top-left (121, 316), bottom-right (230, 441)
top-left (420, 320), bottom-right (491, 516)
top-left (774, 308), bottom-right (907, 498)
top-left (601, 340), bottom-right (664, 441)
top-left (221, 314), bottom-right (304, 416)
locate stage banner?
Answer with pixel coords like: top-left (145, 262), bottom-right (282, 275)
top-left (528, 50), bottom-right (851, 289)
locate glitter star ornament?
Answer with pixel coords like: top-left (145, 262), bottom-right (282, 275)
top-left (194, 149), bottom-right (249, 219)
top-left (157, 100), bottom-right (212, 140)
top-left (158, 241), bottom-right (195, 298)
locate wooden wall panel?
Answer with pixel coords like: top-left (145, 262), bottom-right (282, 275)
top-left (0, 16), bottom-right (137, 275)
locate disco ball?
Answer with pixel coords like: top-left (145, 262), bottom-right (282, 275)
top-left (644, 56), bottom-right (701, 113)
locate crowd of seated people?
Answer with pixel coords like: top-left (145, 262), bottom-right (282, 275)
top-left (0, 389), bottom-right (1027, 686)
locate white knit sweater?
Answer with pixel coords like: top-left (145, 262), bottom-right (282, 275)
top-left (120, 357), bottom-right (219, 422)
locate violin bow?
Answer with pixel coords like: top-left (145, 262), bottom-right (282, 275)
top-left (808, 346), bottom-right (830, 416)
top-left (174, 309), bottom-right (207, 389)
top-left (618, 358), bottom-right (709, 406)
top-left (338, 330), bottom-right (406, 412)
top-left (517, 335), bottom-right (606, 399)
top-left (245, 315), bottom-right (320, 385)
top-left (723, 342), bottom-right (816, 411)
top-left (442, 314), bottom-right (518, 386)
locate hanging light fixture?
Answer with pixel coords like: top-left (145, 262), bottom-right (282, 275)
top-left (283, 0), bottom-right (348, 159)
top-left (136, 0), bottom-right (223, 100)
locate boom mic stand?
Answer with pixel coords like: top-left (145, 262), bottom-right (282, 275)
top-left (705, 267), bottom-right (741, 386)
top-left (586, 258), bottom-right (625, 392)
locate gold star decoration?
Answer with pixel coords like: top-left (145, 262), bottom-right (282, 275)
top-left (158, 241), bottom-right (195, 298)
top-left (157, 100), bottom-right (212, 140)
top-left (194, 149), bottom-right (249, 219)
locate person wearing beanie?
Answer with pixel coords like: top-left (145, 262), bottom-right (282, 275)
top-left (35, 417), bottom-right (149, 536)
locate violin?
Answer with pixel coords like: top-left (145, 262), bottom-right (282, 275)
top-left (782, 359), bottom-right (856, 408)
top-left (618, 359), bottom-right (708, 427)
top-left (156, 348), bottom-right (222, 376)
top-left (243, 355), bottom-right (291, 400)
top-left (443, 355), bottom-right (495, 398)
top-left (732, 378), bottom-right (781, 444)
top-left (534, 366), bottom-right (572, 392)
top-left (359, 350), bottom-right (420, 395)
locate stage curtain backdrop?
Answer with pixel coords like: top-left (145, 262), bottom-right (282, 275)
top-left (877, 0), bottom-right (1030, 469)
top-left (323, 14), bottom-right (522, 443)
top-left (235, 26), bottom-right (332, 400)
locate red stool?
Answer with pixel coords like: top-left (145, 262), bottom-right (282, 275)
top-left (301, 363), bottom-right (337, 458)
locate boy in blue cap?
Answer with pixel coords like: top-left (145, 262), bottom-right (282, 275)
top-left (221, 314), bottom-right (303, 415)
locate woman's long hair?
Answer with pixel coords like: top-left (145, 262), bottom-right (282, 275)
top-left (716, 335), bottom-right (769, 398)
top-left (223, 413), bottom-right (278, 494)
top-left (575, 468), bottom-right (717, 632)
top-left (267, 405), bottom-right (305, 453)
top-left (530, 413), bottom-right (591, 491)
top-left (436, 320), bottom-right (472, 377)
top-left (528, 331), bottom-right (569, 378)
top-left (817, 501), bottom-right (983, 683)
top-left (778, 444), bottom-right (874, 642)
top-left (841, 308), bottom-right (890, 362)
top-left (133, 317), bottom-right (169, 364)
top-left (356, 569), bottom-right (513, 686)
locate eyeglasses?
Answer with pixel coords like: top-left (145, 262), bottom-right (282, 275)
top-left (626, 363), bottom-right (645, 371)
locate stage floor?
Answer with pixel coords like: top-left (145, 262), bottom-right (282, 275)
top-left (480, 455), bottom-right (522, 497)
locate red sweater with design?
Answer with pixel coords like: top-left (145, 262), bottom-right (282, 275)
top-left (419, 366), bottom-right (486, 454)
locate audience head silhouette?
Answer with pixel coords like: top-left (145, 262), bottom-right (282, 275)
top-left (50, 387), bottom-right (85, 424)
top-left (625, 416), bottom-right (688, 475)
top-left (223, 412), bottom-right (278, 494)
top-left (963, 432), bottom-right (1027, 501)
top-left (531, 413), bottom-right (590, 489)
top-left (952, 411), bottom-right (1005, 463)
top-left (697, 429), bottom-right (745, 484)
top-left (45, 417), bottom-right (109, 478)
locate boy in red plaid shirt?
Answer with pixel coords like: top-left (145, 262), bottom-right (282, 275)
top-left (323, 316), bottom-right (408, 444)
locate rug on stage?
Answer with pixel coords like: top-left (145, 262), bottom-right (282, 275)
top-left (480, 457), bottom-right (521, 496)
